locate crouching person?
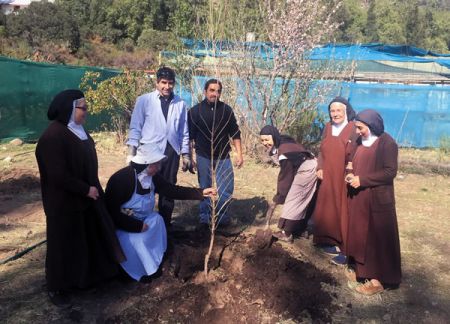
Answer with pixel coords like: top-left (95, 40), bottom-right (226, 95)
top-left (260, 125), bottom-right (318, 243)
top-left (105, 144), bottom-right (216, 281)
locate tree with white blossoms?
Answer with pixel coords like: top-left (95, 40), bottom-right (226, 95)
top-left (231, 0), bottom-right (352, 145)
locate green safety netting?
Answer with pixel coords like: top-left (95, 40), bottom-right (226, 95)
top-left (0, 56), bottom-right (120, 142)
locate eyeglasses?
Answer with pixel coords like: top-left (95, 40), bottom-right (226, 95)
top-left (75, 106), bottom-right (88, 111)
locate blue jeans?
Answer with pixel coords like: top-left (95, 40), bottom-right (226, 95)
top-left (196, 155), bottom-right (234, 224)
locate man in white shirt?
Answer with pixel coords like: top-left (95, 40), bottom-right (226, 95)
top-left (126, 67), bottom-right (193, 227)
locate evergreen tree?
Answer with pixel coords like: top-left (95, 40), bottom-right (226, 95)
top-left (364, 0), bottom-right (378, 42)
top-left (405, 2), bottom-right (426, 47)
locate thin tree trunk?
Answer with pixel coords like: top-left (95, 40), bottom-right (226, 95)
top-left (204, 226), bottom-right (215, 279)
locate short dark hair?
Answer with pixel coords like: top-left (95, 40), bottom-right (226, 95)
top-left (156, 67), bottom-right (176, 82)
top-left (204, 79), bottom-right (222, 92)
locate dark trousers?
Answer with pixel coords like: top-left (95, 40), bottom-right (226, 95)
top-left (158, 143), bottom-right (180, 226)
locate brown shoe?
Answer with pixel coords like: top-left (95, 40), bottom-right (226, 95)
top-left (355, 280), bottom-right (384, 296)
top-left (272, 230), bottom-right (293, 243)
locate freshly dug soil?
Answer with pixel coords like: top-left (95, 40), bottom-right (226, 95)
top-left (105, 228), bottom-right (337, 323)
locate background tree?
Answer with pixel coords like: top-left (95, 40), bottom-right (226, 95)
top-left (334, 0), bottom-right (367, 43)
top-left (364, 0), bottom-right (406, 44)
top-left (6, 1), bottom-right (80, 52)
top-left (405, 3), bottom-right (426, 48)
top-left (169, 0), bottom-right (202, 38)
top-left (3, 0), bottom-right (450, 65)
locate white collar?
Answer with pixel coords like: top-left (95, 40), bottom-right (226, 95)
top-left (137, 169), bottom-right (153, 190)
top-left (67, 101), bottom-right (88, 140)
top-left (331, 119), bottom-right (348, 136)
top-left (361, 129), bottom-right (379, 147)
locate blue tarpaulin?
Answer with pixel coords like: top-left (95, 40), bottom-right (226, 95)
top-left (165, 40), bottom-right (450, 69)
top-left (174, 76), bottom-right (450, 148)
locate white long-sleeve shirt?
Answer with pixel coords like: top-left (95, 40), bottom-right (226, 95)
top-left (126, 90), bottom-right (189, 155)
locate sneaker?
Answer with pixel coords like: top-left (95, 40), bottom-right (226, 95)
top-left (48, 290), bottom-right (71, 307)
top-left (321, 245), bottom-right (340, 255)
top-left (272, 230), bottom-right (293, 243)
top-left (354, 280), bottom-right (384, 296)
top-left (331, 253), bottom-right (347, 266)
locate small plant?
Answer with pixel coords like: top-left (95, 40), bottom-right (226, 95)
top-left (438, 135), bottom-right (450, 160)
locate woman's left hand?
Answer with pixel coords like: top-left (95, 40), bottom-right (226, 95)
top-left (202, 188), bottom-right (217, 197)
top-left (349, 175), bottom-right (360, 188)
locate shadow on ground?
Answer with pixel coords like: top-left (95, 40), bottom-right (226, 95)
top-left (172, 196), bottom-right (268, 230)
top-left (0, 174), bottom-right (41, 215)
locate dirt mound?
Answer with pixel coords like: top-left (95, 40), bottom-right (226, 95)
top-left (0, 174), bottom-right (40, 195)
top-left (106, 229), bottom-right (336, 323)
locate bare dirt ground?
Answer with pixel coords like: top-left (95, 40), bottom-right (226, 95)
top-left (1, 134), bottom-right (449, 323)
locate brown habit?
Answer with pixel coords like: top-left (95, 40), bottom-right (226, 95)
top-left (346, 133), bottom-right (401, 285)
top-left (313, 121), bottom-right (356, 249)
top-left (36, 121), bottom-right (124, 291)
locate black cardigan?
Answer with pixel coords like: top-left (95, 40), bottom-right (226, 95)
top-left (105, 166), bottom-right (204, 232)
top-left (188, 99), bottom-right (241, 159)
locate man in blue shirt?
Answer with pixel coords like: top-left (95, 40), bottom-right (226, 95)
top-left (126, 67), bottom-right (193, 227)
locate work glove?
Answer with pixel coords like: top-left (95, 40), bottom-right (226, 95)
top-left (181, 153), bottom-right (195, 174)
top-left (126, 145), bottom-right (137, 165)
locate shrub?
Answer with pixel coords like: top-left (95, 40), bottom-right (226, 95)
top-left (137, 28), bottom-right (181, 51)
top-left (5, 1), bottom-right (80, 52)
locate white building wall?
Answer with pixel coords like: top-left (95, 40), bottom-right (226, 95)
top-left (1, 0), bottom-right (55, 15)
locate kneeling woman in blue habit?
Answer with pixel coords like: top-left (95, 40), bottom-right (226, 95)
top-left (105, 144), bottom-right (215, 281)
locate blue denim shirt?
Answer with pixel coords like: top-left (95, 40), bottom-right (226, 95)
top-left (126, 90), bottom-right (189, 155)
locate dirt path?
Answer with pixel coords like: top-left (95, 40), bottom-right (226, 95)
top-left (1, 140), bottom-right (449, 323)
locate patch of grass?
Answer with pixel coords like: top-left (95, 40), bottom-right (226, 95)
top-left (399, 148), bottom-right (450, 176)
top-left (90, 131), bottom-right (124, 154)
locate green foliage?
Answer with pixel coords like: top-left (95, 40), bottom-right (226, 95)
top-left (137, 29), bottom-right (181, 51)
top-left (333, 0), bottom-right (450, 52)
top-left (2, 0), bottom-right (450, 65)
top-left (5, 1), bottom-right (80, 52)
top-left (0, 12), bottom-right (5, 27)
top-left (0, 37), bottom-right (33, 59)
top-left (80, 70), bottom-right (152, 141)
top-left (104, 0), bottom-right (152, 42)
top-left (169, 0), bottom-right (204, 38)
top-left (287, 108), bottom-right (327, 149)
top-left (55, 0), bottom-right (92, 38)
top-left (198, 0), bottom-right (265, 41)
top-left (364, 0), bottom-right (406, 43)
top-left (334, 0), bottom-right (367, 43)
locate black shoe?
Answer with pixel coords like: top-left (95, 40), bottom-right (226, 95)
top-left (196, 223), bottom-right (210, 232)
top-left (140, 267), bottom-right (163, 283)
top-left (272, 230), bottom-right (293, 243)
top-left (139, 276), bottom-right (153, 284)
top-left (48, 290), bottom-right (72, 307)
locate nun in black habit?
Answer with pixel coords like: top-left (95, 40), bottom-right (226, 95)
top-left (35, 89), bottom-right (125, 306)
